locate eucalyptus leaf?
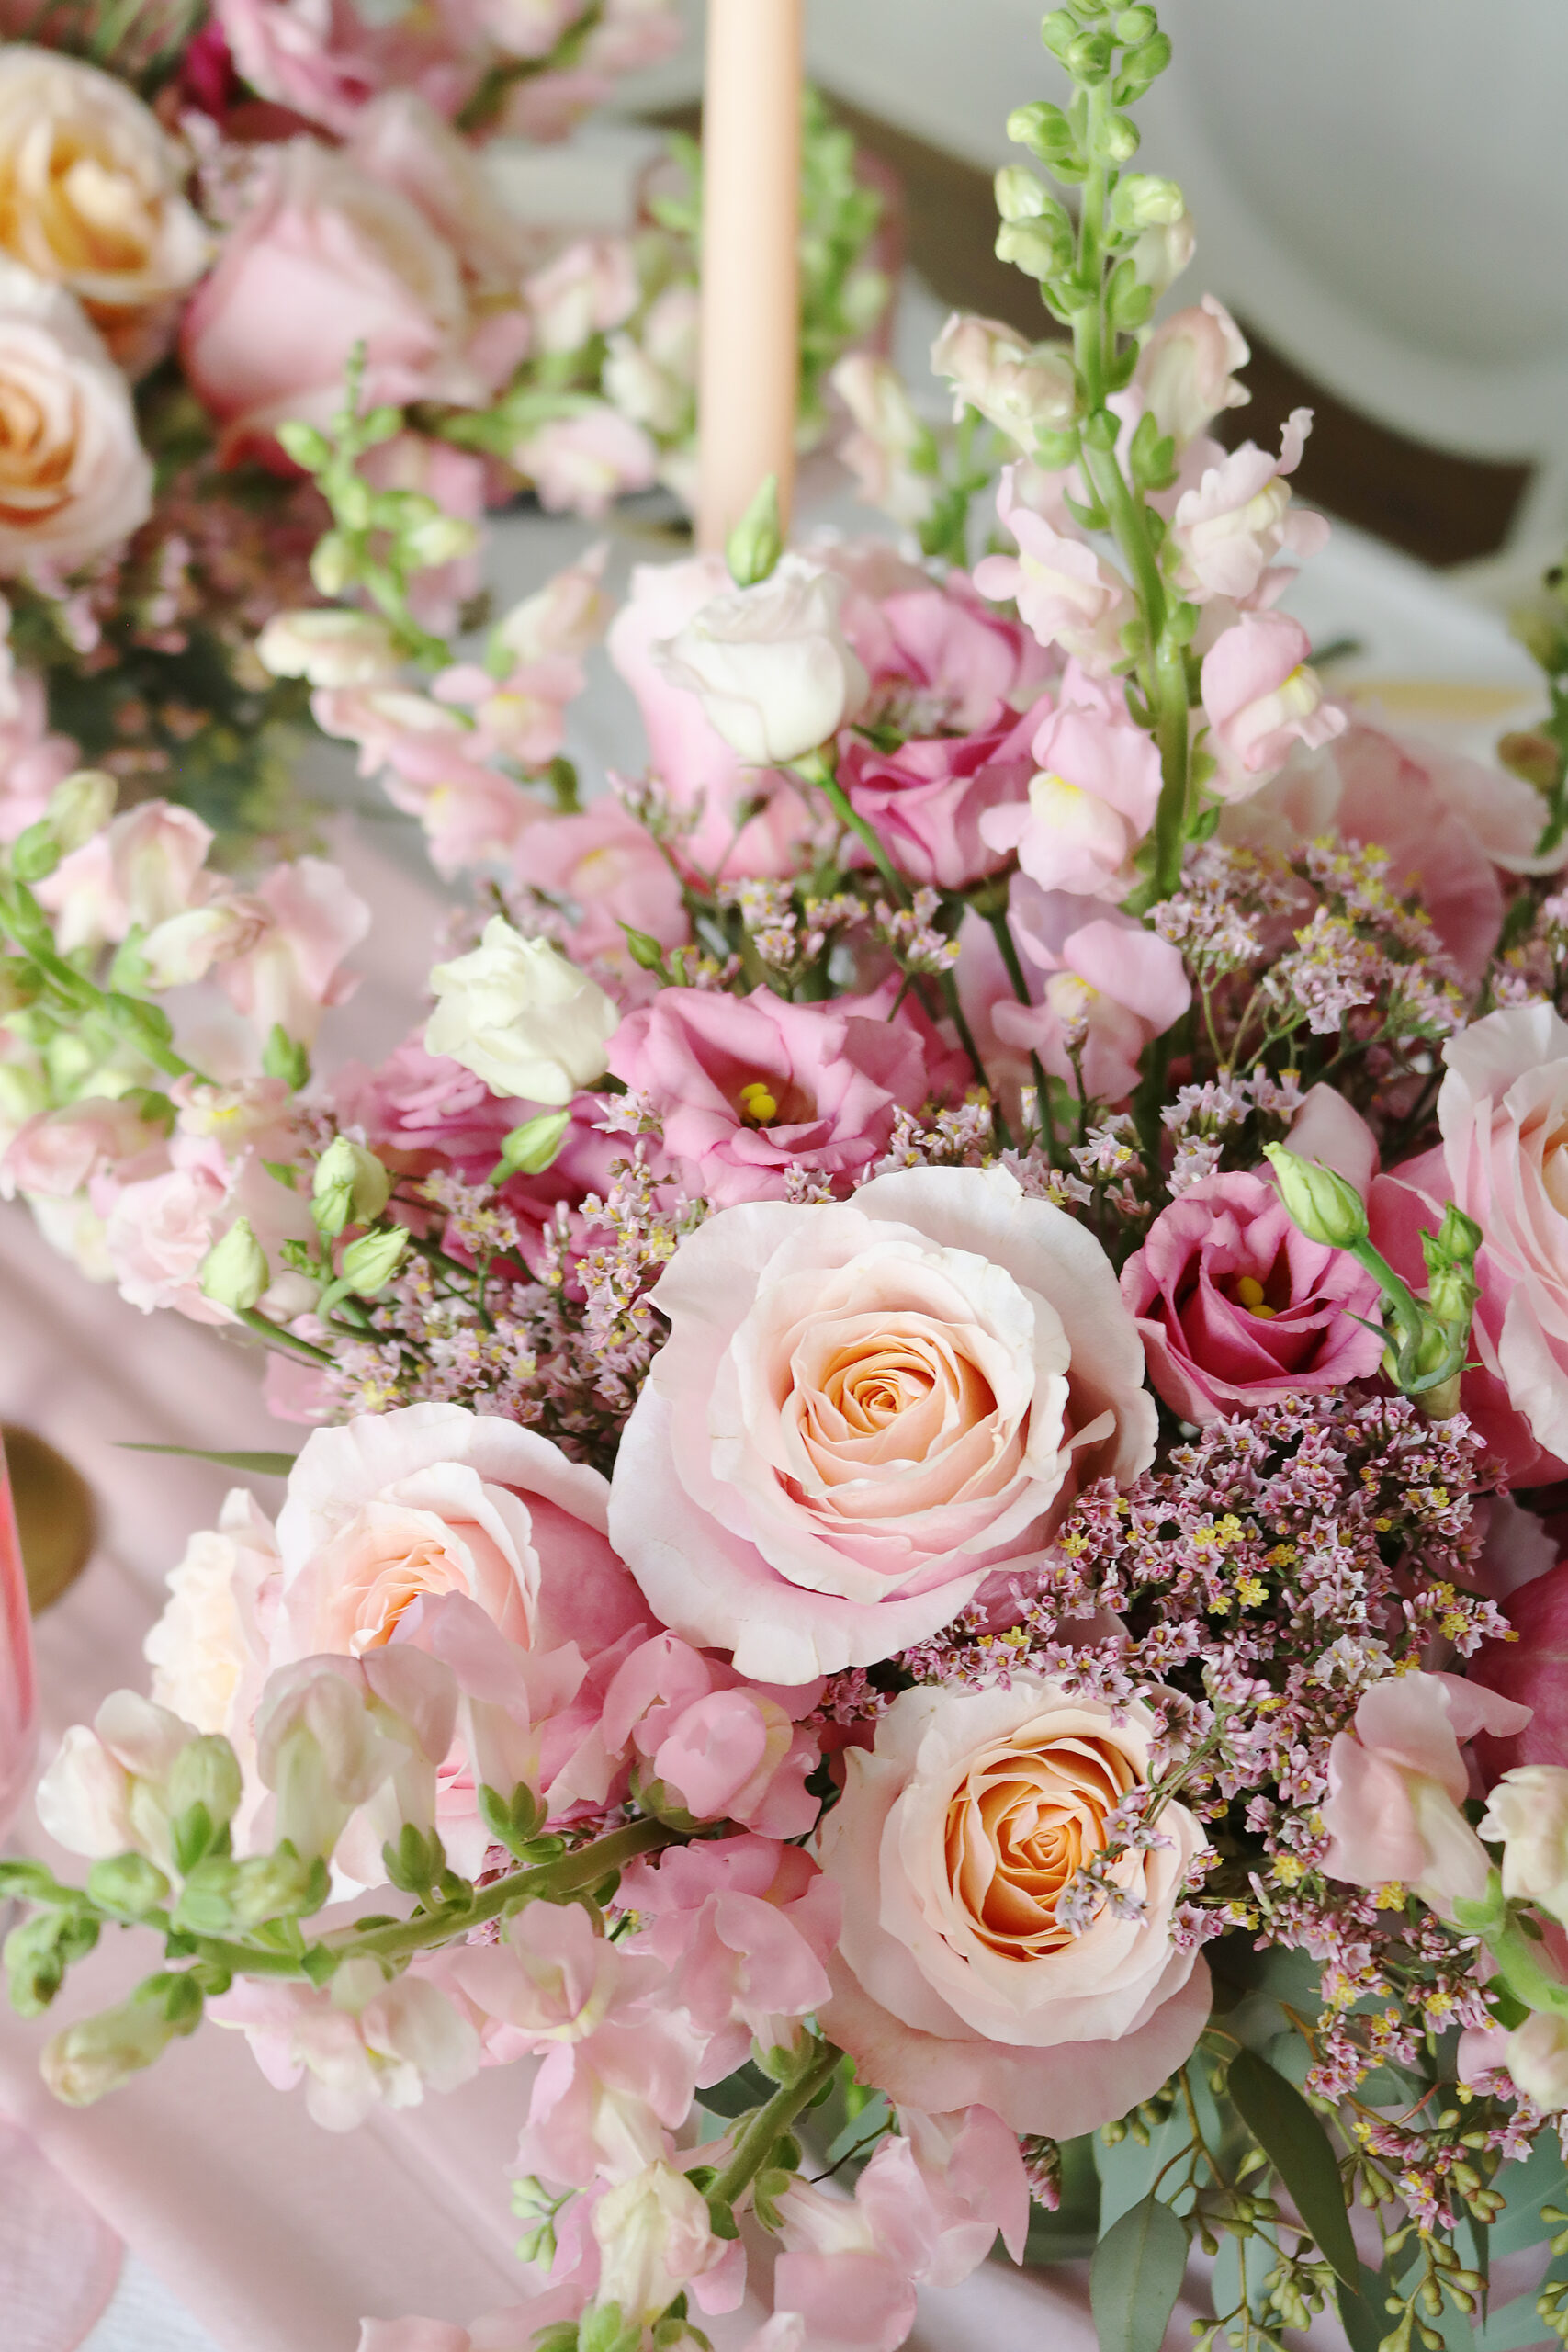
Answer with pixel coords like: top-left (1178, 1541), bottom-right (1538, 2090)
top-left (118, 1443), bottom-right (297, 1476)
top-left (1337, 2264), bottom-right (1393, 2352)
top-left (1089, 2191), bottom-right (1188, 2352)
top-left (696, 2059), bottom-right (775, 2120)
top-left (1227, 2046), bottom-right (1358, 2290)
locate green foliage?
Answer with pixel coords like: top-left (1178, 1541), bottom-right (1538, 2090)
top-left (1226, 2047), bottom-right (1359, 2290)
top-left (1089, 2190), bottom-right (1190, 2352)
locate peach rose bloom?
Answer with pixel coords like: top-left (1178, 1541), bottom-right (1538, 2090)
top-left (0, 260), bottom-right (151, 571)
top-left (0, 48), bottom-right (209, 373)
top-left (607, 1165), bottom-right (1156, 1679)
top-left (817, 1677), bottom-right (1211, 2135)
top-left (274, 1400), bottom-right (649, 1668)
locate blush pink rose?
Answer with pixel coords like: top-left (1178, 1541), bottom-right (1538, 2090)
top-left (181, 138), bottom-right (479, 459)
top-left (605, 983), bottom-right (954, 1207)
top-left (1321, 1671), bottom-right (1531, 1916)
top-left (838, 697), bottom-right (1047, 891)
top-left (816, 1677), bottom-right (1211, 2135)
top-left (606, 1165), bottom-right (1157, 1679)
top-left (273, 1401), bottom-right (649, 1668)
top-left (1120, 1169), bottom-right (1385, 1421)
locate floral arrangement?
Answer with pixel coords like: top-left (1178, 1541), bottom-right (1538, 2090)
top-left (0, 0), bottom-right (886, 854)
top-left (10, 7), bottom-right (1568, 2352)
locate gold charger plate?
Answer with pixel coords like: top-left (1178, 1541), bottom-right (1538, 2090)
top-left (4, 1424), bottom-right (95, 1611)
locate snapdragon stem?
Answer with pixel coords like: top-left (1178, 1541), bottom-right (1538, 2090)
top-left (706, 2039), bottom-right (840, 2214)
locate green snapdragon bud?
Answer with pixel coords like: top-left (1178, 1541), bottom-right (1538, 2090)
top-left (1262, 1145), bottom-right (1369, 1250)
top-left (85, 1853), bottom-right (171, 1919)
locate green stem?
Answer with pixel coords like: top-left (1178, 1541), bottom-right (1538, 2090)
top-left (985, 905), bottom-right (1053, 1154)
top-left (792, 751), bottom-right (910, 907)
top-left (707, 2040), bottom-right (841, 2213)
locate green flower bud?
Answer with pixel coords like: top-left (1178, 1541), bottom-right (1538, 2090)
top-left (1111, 173), bottom-right (1187, 232)
top-left (312, 1135), bottom-right (392, 1237)
top-left (275, 420), bottom-right (332, 473)
top-left (1007, 101), bottom-right (1077, 163)
top-left (1101, 110), bottom-right (1140, 164)
top-left (340, 1223), bottom-right (411, 1296)
top-left (402, 512), bottom-right (480, 570)
top-left (165, 1734), bottom-right (243, 1830)
top-left (85, 1853), bottom-right (171, 1918)
top-left (996, 219), bottom-right (1075, 281)
top-left (491, 1110), bottom-right (571, 1182)
top-left (1262, 1145), bottom-right (1370, 1250)
top-left (41, 1981), bottom-right (197, 2106)
top-left (230, 1849), bottom-right (328, 1928)
top-left (46, 769), bottom-right (117, 854)
top-left (995, 165), bottom-right (1050, 222)
top-left (1065, 28), bottom-right (1114, 78)
top-left (1114, 6), bottom-right (1159, 38)
top-left (1428, 1201), bottom-right (1483, 1270)
top-left (199, 1216), bottom-right (270, 1313)
top-left (10, 819), bottom-right (60, 883)
top-left (309, 532), bottom-right (355, 599)
top-left (725, 473), bottom-right (784, 588)
top-left (263, 1024), bottom-right (311, 1090)
top-left (1426, 1261), bottom-right (1478, 1329)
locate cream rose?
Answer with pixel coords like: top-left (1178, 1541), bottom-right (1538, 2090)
top-left (607, 1165), bottom-right (1156, 1679)
top-left (0, 48), bottom-right (209, 372)
top-left (816, 1677), bottom-right (1211, 2136)
top-left (0, 260), bottom-right (151, 571)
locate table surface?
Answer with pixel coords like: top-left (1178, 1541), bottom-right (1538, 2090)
top-left (0, 322), bottom-right (1549, 2352)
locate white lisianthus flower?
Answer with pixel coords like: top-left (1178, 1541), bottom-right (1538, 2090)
top-left (255, 608), bottom-right (403, 689)
top-left (1480, 1765), bottom-right (1568, 1928)
top-left (424, 917), bottom-right (619, 1103)
top-left (653, 555), bottom-right (869, 767)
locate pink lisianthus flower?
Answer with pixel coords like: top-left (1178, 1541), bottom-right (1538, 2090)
top-left (513, 797), bottom-right (689, 977)
top-left (1469, 1560), bottom-right (1568, 1780)
top-left (837, 560), bottom-right (1054, 736)
top-left (607, 552), bottom-right (816, 882)
top-left (1320, 1671), bottom-right (1531, 1917)
top-left (839, 695), bottom-right (1048, 891)
top-left (1199, 611), bottom-right (1345, 798)
top-left (978, 666), bottom-right (1163, 899)
top-left (621, 1834), bottom-right (840, 2080)
top-left (1120, 1169), bottom-right (1385, 1422)
top-left (974, 466), bottom-right (1134, 672)
top-left (606, 1166), bottom-right (1156, 1679)
top-left (962, 884), bottom-right (1192, 1108)
top-left (815, 1678), bottom-right (1211, 2136)
top-left (1171, 408), bottom-right (1330, 604)
top-left (601, 1632), bottom-right (820, 1837)
top-left (605, 981), bottom-right (954, 1208)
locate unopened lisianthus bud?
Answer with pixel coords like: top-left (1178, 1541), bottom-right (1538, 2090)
top-left (256, 608), bottom-right (402, 690)
top-left (1262, 1145), bottom-right (1369, 1250)
top-left (426, 918), bottom-right (620, 1104)
top-left (725, 473), bottom-right (784, 589)
top-left (492, 1110), bottom-right (570, 1181)
top-left (198, 1216), bottom-right (269, 1313)
top-left (46, 769), bottom-right (116, 854)
top-left (312, 1135), bottom-right (392, 1238)
top-left (340, 1224), bottom-right (411, 1297)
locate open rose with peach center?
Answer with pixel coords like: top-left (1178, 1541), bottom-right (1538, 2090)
top-left (816, 1677), bottom-right (1211, 2135)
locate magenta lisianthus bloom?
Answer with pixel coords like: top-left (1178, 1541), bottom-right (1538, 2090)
top-left (1470, 1563), bottom-right (1568, 1779)
top-left (839, 697), bottom-right (1047, 891)
top-left (1121, 1169), bottom-right (1384, 1422)
top-left (605, 982), bottom-right (956, 1208)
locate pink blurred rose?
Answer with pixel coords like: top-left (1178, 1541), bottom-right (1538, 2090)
top-left (513, 798), bottom-right (688, 977)
top-left (975, 466), bottom-right (1134, 672)
top-left (606, 982), bottom-right (954, 1207)
top-left (979, 665), bottom-right (1162, 899)
top-left (607, 551), bottom-right (817, 881)
top-left (1171, 409), bottom-right (1330, 605)
top-left (839, 696), bottom-right (1046, 891)
top-left (1200, 611), bottom-right (1345, 798)
top-left (606, 1165), bottom-right (1157, 1679)
top-left (514, 404), bottom-right (658, 518)
top-left (212, 0), bottom-right (472, 135)
top-left (0, 262), bottom-right (152, 571)
top-left (620, 1834), bottom-right (839, 2082)
top-left (601, 1632), bottom-right (819, 1837)
top-left (346, 92), bottom-right (531, 300)
top-left (181, 139), bottom-right (480, 459)
top-left (817, 1677), bottom-right (1211, 2134)
top-left (1121, 1169), bottom-right (1385, 1422)
top-left (273, 1401), bottom-right (649, 1673)
top-left (1321, 1670), bottom-right (1531, 1916)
